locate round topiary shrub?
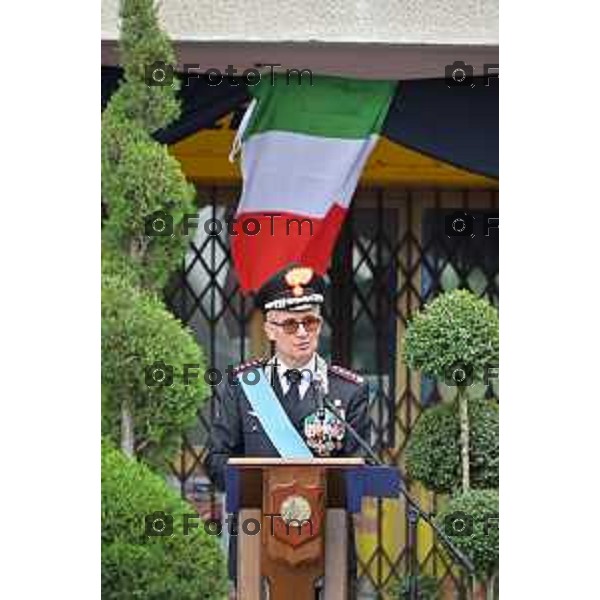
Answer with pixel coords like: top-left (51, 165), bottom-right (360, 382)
top-left (403, 289), bottom-right (499, 385)
top-left (406, 398), bottom-right (498, 493)
top-left (101, 273), bottom-right (208, 469)
top-left (102, 439), bottom-right (227, 599)
top-left (404, 289), bottom-right (499, 492)
top-left (434, 489), bottom-right (499, 580)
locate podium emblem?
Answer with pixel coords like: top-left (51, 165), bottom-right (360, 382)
top-left (269, 480), bottom-right (324, 552)
top-left (280, 494), bottom-right (312, 524)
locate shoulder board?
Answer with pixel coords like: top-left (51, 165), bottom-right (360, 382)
top-left (231, 358), bottom-right (265, 377)
top-left (329, 364), bottom-right (364, 385)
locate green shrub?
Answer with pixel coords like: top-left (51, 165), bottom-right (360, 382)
top-left (406, 398), bottom-right (499, 493)
top-left (101, 246), bottom-right (141, 287)
top-left (404, 289), bottom-right (499, 493)
top-left (101, 0), bottom-right (196, 294)
top-left (434, 489), bottom-right (499, 580)
top-left (101, 273), bottom-right (208, 469)
top-left (101, 440), bottom-right (227, 599)
top-left (101, 110), bottom-right (196, 293)
top-left (386, 574), bottom-right (439, 600)
top-left (403, 289), bottom-right (499, 384)
top-left (111, 0), bottom-right (180, 134)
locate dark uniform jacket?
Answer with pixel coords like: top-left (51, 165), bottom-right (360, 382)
top-left (204, 356), bottom-right (369, 585)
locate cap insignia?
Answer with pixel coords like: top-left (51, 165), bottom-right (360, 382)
top-left (285, 267), bottom-right (314, 297)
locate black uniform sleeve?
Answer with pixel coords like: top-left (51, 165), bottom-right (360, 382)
top-left (204, 381), bottom-right (244, 492)
top-left (341, 381), bottom-right (370, 456)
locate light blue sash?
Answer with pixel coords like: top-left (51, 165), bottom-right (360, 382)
top-left (239, 368), bottom-right (313, 458)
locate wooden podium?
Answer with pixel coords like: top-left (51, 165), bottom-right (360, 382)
top-left (225, 458), bottom-right (401, 600)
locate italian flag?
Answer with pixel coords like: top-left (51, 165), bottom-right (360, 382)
top-left (231, 74), bottom-right (396, 292)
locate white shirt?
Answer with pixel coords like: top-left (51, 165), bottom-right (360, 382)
top-left (275, 354), bottom-right (315, 401)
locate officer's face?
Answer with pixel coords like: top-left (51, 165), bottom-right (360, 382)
top-left (264, 308), bottom-right (322, 367)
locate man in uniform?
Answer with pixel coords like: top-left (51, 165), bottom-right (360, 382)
top-left (205, 263), bottom-right (369, 598)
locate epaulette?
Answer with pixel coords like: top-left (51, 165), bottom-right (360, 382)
top-left (231, 357), bottom-right (266, 377)
top-left (328, 364), bottom-right (364, 385)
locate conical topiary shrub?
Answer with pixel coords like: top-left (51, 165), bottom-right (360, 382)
top-left (101, 0), bottom-right (196, 294)
top-left (101, 0), bottom-right (200, 456)
top-left (101, 272), bottom-right (209, 470)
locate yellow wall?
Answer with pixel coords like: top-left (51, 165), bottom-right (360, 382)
top-left (169, 113), bottom-right (498, 189)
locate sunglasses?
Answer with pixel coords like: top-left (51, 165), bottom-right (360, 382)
top-left (267, 315), bottom-right (322, 334)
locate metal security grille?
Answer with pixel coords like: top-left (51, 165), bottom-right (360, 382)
top-left (164, 186), bottom-right (499, 599)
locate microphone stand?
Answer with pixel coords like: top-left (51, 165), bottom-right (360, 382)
top-left (319, 394), bottom-right (476, 597)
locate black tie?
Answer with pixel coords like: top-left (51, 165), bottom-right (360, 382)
top-left (284, 369), bottom-right (302, 405)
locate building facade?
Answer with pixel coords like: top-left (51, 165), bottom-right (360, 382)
top-left (102, 2), bottom-right (499, 596)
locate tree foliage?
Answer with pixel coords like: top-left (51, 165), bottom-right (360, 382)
top-left (102, 440), bottom-right (227, 599)
top-left (109, 0), bottom-right (180, 133)
top-left (434, 489), bottom-right (499, 580)
top-left (406, 398), bottom-right (499, 493)
top-left (403, 289), bottom-right (499, 384)
top-left (403, 289), bottom-right (499, 493)
top-left (101, 0), bottom-right (195, 293)
top-left (101, 273), bottom-right (208, 469)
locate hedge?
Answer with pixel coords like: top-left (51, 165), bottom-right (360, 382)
top-left (102, 439), bottom-right (227, 599)
top-left (406, 397), bottom-right (499, 493)
top-left (434, 489), bottom-right (499, 580)
top-left (101, 272), bottom-right (208, 469)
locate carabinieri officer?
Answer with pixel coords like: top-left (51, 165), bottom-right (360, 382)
top-left (205, 263), bottom-right (369, 599)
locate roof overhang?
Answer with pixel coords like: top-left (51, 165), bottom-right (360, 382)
top-left (101, 39), bottom-right (498, 81)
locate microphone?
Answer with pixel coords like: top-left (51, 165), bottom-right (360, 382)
top-left (313, 371), bottom-right (379, 463)
top-left (317, 383), bottom-right (476, 576)
top-left (312, 372), bottom-right (326, 421)
top-left (322, 394), bottom-right (382, 466)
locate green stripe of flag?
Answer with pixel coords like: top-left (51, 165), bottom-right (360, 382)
top-left (244, 73), bottom-right (396, 140)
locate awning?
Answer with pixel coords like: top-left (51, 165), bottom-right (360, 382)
top-left (102, 66), bottom-right (498, 181)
